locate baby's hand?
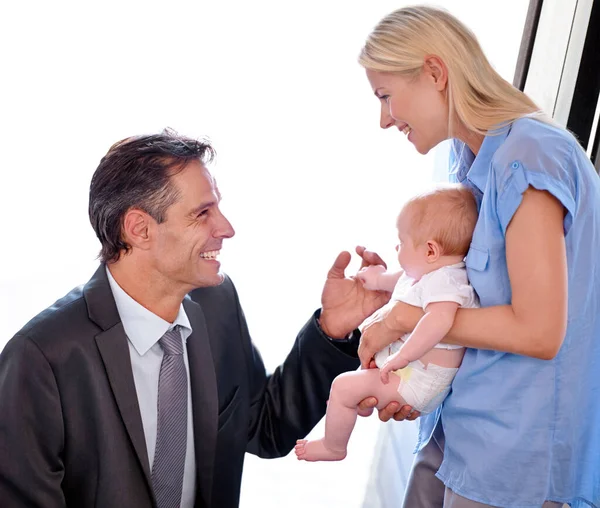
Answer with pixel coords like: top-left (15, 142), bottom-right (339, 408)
top-left (380, 354), bottom-right (410, 384)
top-left (357, 265), bottom-right (387, 290)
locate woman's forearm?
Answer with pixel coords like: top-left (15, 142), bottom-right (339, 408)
top-left (445, 305), bottom-right (562, 359)
top-left (389, 302), bottom-right (563, 360)
top-left (387, 303), bottom-right (564, 360)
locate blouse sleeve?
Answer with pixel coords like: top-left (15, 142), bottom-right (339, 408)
top-left (495, 143), bottom-right (577, 236)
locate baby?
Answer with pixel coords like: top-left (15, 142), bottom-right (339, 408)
top-left (295, 185), bottom-right (479, 462)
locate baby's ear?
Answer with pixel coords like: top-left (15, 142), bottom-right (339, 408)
top-left (426, 240), bottom-right (442, 261)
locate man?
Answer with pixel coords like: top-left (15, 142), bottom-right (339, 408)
top-left (0, 130), bottom-right (410, 508)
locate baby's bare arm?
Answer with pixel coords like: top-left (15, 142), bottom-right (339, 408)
top-left (396, 302), bottom-right (459, 362)
top-left (357, 266), bottom-right (403, 292)
top-left (379, 302), bottom-right (459, 383)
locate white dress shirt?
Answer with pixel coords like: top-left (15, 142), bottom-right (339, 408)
top-left (106, 267), bottom-right (196, 508)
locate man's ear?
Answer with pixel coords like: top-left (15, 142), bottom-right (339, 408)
top-left (426, 240), bottom-right (442, 263)
top-left (423, 55), bottom-right (448, 92)
top-left (122, 208), bottom-right (152, 251)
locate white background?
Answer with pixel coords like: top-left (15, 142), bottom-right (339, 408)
top-left (0, 1), bottom-right (529, 506)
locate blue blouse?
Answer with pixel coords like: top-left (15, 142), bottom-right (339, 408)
top-left (418, 117), bottom-right (600, 507)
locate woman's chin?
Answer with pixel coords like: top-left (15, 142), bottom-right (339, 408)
top-left (409, 134), bottom-right (431, 155)
top-left (414, 142), bottom-right (431, 155)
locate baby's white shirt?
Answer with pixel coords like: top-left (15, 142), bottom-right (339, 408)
top-left (391, 262), bottom-right (479, 310)
top-left (391, 262), bottom-right (479, 350)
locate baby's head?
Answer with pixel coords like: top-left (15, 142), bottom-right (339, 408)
top-left (396, 185), bottom-right (478, 278)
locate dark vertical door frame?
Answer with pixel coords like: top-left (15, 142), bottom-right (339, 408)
top-left (513, 0), bottom-right (545, 91)
top-left (567, 1), bottom-right (600, 154)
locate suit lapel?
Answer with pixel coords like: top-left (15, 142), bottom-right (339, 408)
top-left (84, 266), bottom-right (154, 498)
top-left (184, 297), bottom-right (218, 508)
top-left (95, 325), bottom-right (153, 486)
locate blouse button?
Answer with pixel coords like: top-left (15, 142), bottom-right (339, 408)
top-left (511, 161), bottom-right (519, 169)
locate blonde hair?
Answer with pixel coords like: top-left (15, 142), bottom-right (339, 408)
top-left (400, 185), bottom-right (478, 256)
top-left (359, 5), bottom-right (549, 136)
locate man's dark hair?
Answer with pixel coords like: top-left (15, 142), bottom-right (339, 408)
top-left (89, 128), bottom-right (215, 263)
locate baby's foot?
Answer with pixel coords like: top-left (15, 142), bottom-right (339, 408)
top-left (294, 438), bottom-right (347, 462)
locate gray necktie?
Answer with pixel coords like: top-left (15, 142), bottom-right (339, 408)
top-left (152, 326), bottom-right (188, 508)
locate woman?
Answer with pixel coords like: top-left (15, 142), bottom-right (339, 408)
top-left (355, 6), bottom-right (600, 508)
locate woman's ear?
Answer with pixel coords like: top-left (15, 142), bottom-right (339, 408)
top-left (423, 55), bottom-right (448, 91)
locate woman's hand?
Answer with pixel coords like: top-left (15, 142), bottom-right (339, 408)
top-left (357, 396), bottom-right (421, 422)
top-left (358, 301), bottom-right (423, 369)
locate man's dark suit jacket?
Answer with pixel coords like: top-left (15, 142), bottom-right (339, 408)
top-left (0, 266), bottom-right (360, 507)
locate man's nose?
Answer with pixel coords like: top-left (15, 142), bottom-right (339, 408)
top-left (214, 211), bottom-right (235, 239)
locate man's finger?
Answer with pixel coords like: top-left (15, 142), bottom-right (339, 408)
top-left (355, 246), bottom-right (387, 269)
top-left (327, 251), bottom-right (351, 279)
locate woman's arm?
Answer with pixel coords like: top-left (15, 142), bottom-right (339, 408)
top-left (359, 188), bottom-right (567, 366)
top-left (446, 188), bottom-right (567, 358)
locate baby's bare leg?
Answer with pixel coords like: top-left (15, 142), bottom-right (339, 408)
top-left (295, 369), bottom-right (404, 462)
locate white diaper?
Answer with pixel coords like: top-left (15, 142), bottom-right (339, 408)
top-left (374, 347), bottom-right (458, 414)
top-left (373, 341), bottom-right (404, 364)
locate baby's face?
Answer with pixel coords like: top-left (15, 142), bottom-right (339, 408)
top-left (396, 213), bottom-right (430, 280)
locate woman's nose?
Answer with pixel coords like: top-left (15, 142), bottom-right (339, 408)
top-left (380, 106), bottom-right (395, 129)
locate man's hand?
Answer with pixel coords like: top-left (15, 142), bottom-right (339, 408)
top-left (319, 248), bottom-right (391, 338)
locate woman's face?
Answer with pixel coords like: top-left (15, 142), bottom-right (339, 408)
top-left (366, 64), bottom-right (449, 154)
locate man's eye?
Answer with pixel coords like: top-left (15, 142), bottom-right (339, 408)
top-left (197, 210), bottom-right (208, 218)
top-left (379, 95), bottom-right (390, 102)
